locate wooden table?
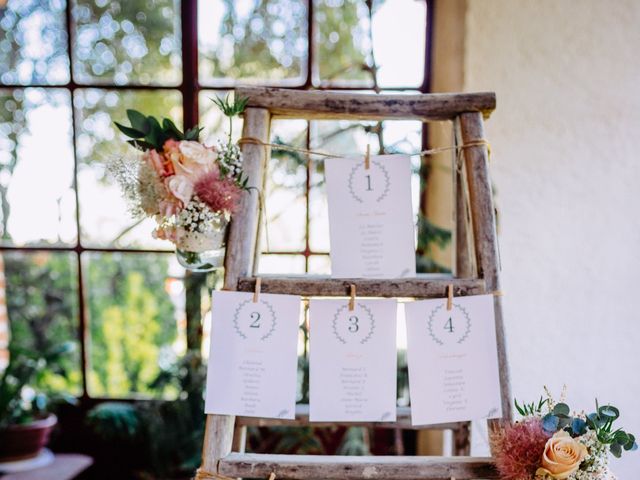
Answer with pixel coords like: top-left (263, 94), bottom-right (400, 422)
top-left (1, 454), bottom-right (93, 480)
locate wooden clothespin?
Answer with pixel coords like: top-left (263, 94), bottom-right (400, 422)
top-left (446, 283), bottom-right (454, 311)
top-left (348, 284), bottom-right (356, 311)
top-left (364, 144), bottom-right (371, 170)
top-left (253, 277), bottom-right (262, 303)
top-left (268, 473), bottom-right (276, 480)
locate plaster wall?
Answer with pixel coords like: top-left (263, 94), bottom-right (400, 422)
top-left (463, 1), bottom-right (640, 475)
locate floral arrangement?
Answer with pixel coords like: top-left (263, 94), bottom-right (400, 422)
top-left (491, 388), bottom-right (637, 480)
top-left (109, 96), bottom-right (248, 270)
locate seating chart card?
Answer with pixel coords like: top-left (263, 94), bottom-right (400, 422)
top-left (205, 291), bottom-right (300, 419)
top-left (325, 155), bottom-right (416, 279)
top-left (309, 298), bottom-right (397, 422)
top-left (405, 294), bottom-right (502, 425)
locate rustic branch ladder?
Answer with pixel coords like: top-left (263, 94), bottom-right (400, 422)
top-left (195, 86), bottom-right (511, 480)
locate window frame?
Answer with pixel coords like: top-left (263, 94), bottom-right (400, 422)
top-left (0, 0), bottom-right (434, 401)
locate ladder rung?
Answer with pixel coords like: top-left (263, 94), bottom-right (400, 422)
top-left (236, 404), bottom-right (464, 430)
top-left (217, 453), bottom-right (498, 480)
top-left (236, 275), bottom-right (485, 298)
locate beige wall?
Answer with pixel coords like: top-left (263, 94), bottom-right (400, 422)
top-left (462, 1), bottom-right (640, 475)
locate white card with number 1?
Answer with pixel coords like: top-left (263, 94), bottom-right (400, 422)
top-left (325, 155), bottom-right (416, 279)
top-left (205, 291), bottom-right (300, 419)
top-left (310, 298), bottom-right (397, 422)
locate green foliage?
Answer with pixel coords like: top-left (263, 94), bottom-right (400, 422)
top-left (115, 108), bottom-right (202, 151)
top-left (522, 397), bottom-right (638, 459)
top-left (514, 396), bottom-right (549, 417)
top-left (0, 342), bottom-right (75, 428)
top-left (586, 400), bottom-right (638, 458)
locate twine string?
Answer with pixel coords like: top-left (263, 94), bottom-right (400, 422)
top-left (238, 137), bottom-right (491, 160)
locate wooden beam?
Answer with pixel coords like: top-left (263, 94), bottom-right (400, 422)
top-left (236, 275), bottom-right (486, 298)
top-left (217, 453), bottom-right (499, 480)
top-left (236, 404), bottom-right (463, 431)
top-left (235, 86), bottom-right (496, 121)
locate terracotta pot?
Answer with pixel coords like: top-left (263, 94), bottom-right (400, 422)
top-left (0, 414), bottom-right (57, 462)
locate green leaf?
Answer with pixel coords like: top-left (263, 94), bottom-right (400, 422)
top-left (599, 405), bottom-right (620, 421)
top-left (162, 118), bottom-right (184, 140)
top-left (184, 126), bottom-right (203, 141)
top-left (610, 442), bottom-right (622, 458)
top-left (571, 418), bottom-right (587, 436)
top-left (553, 403), bottom-right (570, 417)
top-left (514, 399), bottom-right (525, 416)
top-left (127, 139), bottom-right (155, 151)
top-left (614, 431), bottom-right (629, 445)
top-left (114, 121), bottom-right (145, 139)
top-left (126, 109), bottom-right (150, 134)
top-left (542, 414), bottom-right (559, 432)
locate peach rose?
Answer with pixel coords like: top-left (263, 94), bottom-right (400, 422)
top-left (536, 431), bottom-right (588, 479)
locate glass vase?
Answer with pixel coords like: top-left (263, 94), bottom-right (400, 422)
top-left (174, 219), bottom-right (228, 272)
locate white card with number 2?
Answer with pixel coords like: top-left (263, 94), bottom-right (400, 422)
top-left (405, 294), bottom-right (503, 425)
top-left (325, 155), bottom-right (416, 279)
top-left (205, 291), bottom-right (300, 419)
top-left (309, 298), bottom-right (398, 422)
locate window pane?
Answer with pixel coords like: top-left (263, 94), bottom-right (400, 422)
top-left (71, 0), bottom-right (181, 85)
top-left (4, 251), bottom-right (82, 395)
top-left (0, 0), bottom-right (70, 85)
top-left (314, 0), bottom-right (425, 88)
top-left (84, 252), bottom-right (185, 398)
top-left (307, 254), bottom-right (330, 275)
top-left (0, 88), bottom-right (76, 246)
top-left (313, 0), bottom-right (371, 87)
top-left (74, 88), bottom-right (182, 248)
top-left (198, 0), bottom-right (308, 86)
top-left (257, 254), bottom-right (305, 274)
top-left (370, 0), bottom-right (426, 88)
top-left (263, 119), bottom-right (308, 252)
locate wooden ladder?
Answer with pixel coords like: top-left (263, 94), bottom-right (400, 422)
top-left (195, 86), bottom-right (511, 480)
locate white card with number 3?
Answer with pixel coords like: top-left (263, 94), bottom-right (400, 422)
top-left (325, 155), bottom-right (416, 279)
top-left (309, 298), bottom-right (398, 422)
top-left (205, 291), bottom-right (300, 419)
top-left (405, 294), bottom-right (503, 425)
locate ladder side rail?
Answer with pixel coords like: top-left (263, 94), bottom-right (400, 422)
top-left (458, 112), bottom-right (512, 432)
top-left (197, 107), bottom-right (271, 479)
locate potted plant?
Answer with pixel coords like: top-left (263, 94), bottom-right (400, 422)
top-left (0, 342), bottom-right (75, 463)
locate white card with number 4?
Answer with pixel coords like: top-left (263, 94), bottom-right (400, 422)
top-left (205, 291), bottom-right (300, 419)
top-left (405, 294), bottom-right (503, 425)
top-left (325, 155), bottom-right (416, 279)
top-left (309, 298), bottom-right (398, 422)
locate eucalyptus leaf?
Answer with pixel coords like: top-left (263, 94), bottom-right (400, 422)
top-left (610, 442), bottom-right (622, 458)
top-left (571, 418), bottom-right (587, 436)
top-left (542, 414), bottom-right (559, 432)
top-left (553, 403), bottom-right (570, 417)
top-left (599, 405), bottom-right (620, 420)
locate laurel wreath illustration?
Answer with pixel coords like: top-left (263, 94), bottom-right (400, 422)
top-left (232, 299), bottom-right (277, 341)
top-left (347, 160), bottom-right (390, 203)
top-left (331, 303), bottom-right (376, 345)
top-left (427, 303), bottom-right (472, 346)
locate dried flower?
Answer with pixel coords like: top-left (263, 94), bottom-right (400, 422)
top-left (193, 170), bottom-right (242, 214)
top-left (491, 417), bottom-right (552, 480)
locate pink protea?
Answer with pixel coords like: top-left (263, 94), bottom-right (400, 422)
top-left (490, 417), bottom-right (551, 480)
top-left (193, 170), bottom-right (242, 214)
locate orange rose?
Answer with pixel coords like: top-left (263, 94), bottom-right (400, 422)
top-left (536, 431), bottom-right (588, 479)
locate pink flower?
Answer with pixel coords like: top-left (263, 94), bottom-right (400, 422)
top-left (194, 170), bottom-right (242, 214)
top-left (158, 199), bottom-right (181, 217)
top-left (166, 175), bottom-right (194, 206)
top-left (146, 149), bottom-right (174, 178)
top-left (153, 225), bottom-right (177, 242)
top-left (490, 418), bottom-right (552, 480)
